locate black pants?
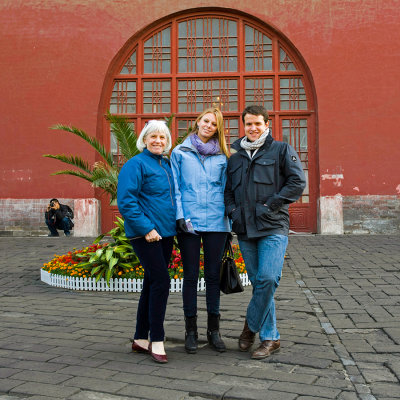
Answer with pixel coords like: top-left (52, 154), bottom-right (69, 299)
top-left (130, 236), bottom-right (174, 342)
top-left (45, 216), bottom-right (72, 235)
top-left (178, 232), bottom-right (228, 317)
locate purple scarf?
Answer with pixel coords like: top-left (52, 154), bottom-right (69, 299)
top-left (190, 134), bottom-right (220, 156)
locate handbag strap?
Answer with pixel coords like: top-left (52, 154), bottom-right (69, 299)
top-left (224, 236), bottom-right (234, 258)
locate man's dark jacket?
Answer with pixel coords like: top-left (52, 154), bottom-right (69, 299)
top-left (224, 133), bottom-right (306, 239)
top-left (45, 204), bottom-right (74, 225)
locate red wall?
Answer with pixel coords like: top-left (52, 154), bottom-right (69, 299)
top-left (1, 0), bottom-right (400, 199)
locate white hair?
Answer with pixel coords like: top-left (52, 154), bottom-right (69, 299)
top-left (136, 120), bottom-right (172, 153)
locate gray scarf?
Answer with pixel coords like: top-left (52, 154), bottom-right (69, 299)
top-left (240, 129), bottom-right (270, 151)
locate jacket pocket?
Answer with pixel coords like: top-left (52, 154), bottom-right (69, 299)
top-left (253, 158), bottom-right (275, 201)
top-left (255, 202), bottom-right (282, 231)
top-left (253, 158), bottom-right (275, 184)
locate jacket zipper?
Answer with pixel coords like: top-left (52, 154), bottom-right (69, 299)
top-left (159, 159), bottom-right (175, 207)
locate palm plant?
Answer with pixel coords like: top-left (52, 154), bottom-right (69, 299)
top-left (43, 112), bottom-right (139, 204)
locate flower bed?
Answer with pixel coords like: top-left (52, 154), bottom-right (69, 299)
top-left (41, 241), bottom-right (250, 292)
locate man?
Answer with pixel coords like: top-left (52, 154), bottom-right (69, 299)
top-left (224, 105), bottom-right (306, 359)
top-left (45, 198), bottom-right (74, 237)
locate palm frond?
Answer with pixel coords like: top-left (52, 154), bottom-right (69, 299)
top-left (91, 166), bottom-right (119, 203)
top-left (50, 124), bottom-right (114, 167)
top-left (164, 114), bottom-right (175, 130)
top-left (92, 179), bottom-right (118, 194)
top-left (92, 168), bottom-right (118, 185)
top-left (98, 187), bottom-right (118, 203)
top-left (106, 113), bottom-right (139, 161)
top-left (43, 154), bottom-right (92, 173)
top-left (51, 170), bottom-right (93, 182)
top-left (91, 163), bottom-right (117, 177)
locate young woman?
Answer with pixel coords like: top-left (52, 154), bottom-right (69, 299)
top-left (170, 108), bottom-right (230, 353)
top-left (117, 120), bottom-right (176, 363)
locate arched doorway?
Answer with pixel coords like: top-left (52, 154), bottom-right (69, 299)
top-left (99, 9), bottom-right (318, 233)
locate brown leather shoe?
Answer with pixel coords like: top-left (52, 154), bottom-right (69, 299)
top-left (251, 340), bottom-right (280, 359)
top-left (238, 319), bottom-right (256, 352)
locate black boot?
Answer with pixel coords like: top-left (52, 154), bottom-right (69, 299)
top-left (207, 313), bottom-right (226, 352)
top-left (185, 316), bottom-right (198, 354)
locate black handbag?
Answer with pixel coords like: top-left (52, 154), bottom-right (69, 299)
top-left (220, 239), bottom-right (244, 294)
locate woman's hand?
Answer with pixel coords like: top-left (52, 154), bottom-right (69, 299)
top-left (145, 229), bottom-right (162, 242)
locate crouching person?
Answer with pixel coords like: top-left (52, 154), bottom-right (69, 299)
top-left (45, 198), bottom-right (74, 237)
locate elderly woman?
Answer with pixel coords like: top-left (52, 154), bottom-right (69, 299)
top-left (170, 108), bottom-right (230, 354)
top-left (117, 120), bottom-right (176, 363)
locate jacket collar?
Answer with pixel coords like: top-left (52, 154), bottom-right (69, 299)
top-left (179, 137), bottom-right (195, 152)
top-left (142, 148), bottom-right (164, 160)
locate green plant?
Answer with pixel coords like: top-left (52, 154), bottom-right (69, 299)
top-left (43, 112), bottom-right (139, 204)
top-left (72, 216), bottom-right (139, 284)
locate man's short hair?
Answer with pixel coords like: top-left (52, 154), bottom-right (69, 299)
top-left (242, 105), bottom-right (269, 124)
top-left (50, 198), bottom-right (59, 204)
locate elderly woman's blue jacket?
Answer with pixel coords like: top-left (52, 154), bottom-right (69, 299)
top-left (170, 137), bottom-right (230, 232)
top-left (117, 149), bottom-right (176, 239)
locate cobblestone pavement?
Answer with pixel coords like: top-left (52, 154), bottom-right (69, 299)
top-left (0, 235), bottom-right (399, 400)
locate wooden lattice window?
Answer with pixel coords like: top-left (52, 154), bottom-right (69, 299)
top-left (178, 18), bottom-right (238, 73)
top-left (282, 118), bottom-right (309, 204)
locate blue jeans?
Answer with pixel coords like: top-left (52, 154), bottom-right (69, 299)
top-left (130, 236), bottom-right (173, 342)
top-left (45, 216), bottom-right (72, 235)
top-left (238, 235), bottom-right (288, 341)
top-left (178, 231), bottom-right (228, 317)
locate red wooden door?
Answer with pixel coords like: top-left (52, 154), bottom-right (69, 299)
top-left (100, 11), bottom-right (317, 233)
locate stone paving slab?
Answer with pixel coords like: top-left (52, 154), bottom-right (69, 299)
top-left (0, 235), bottom-right (399, 399)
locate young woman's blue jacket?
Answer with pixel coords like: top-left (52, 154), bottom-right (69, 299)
top-left (170, 137), bottom-right (230, 232)
top-left (117, 149), bottom-right (176, 239)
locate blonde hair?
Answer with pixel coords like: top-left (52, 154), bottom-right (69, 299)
top-left (193, 108), bottom-right (229, 158)
top-left (137, 120), bottom-right (172, 153)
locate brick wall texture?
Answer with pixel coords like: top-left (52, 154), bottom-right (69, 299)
top-left (343, 195), bottom-right (400, 234)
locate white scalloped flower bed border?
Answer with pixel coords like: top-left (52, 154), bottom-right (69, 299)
top-left (41, 269), bottom-right (250, 293)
